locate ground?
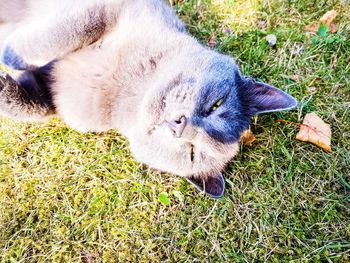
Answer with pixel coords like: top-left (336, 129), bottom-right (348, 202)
top-left (0, 0), bottom-right (349, 262)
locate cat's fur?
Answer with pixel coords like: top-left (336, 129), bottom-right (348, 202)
top-left (0, 0), bottom-right (297, 198)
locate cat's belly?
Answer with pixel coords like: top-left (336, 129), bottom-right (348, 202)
top-left (54, 88), bottom-right (117, 133)
top-left (52, 51), bottom-right (120, 133)
top-left (54, 88), bottom-right (116, 133)
top-left (50, 28), bottom-right (152, 133)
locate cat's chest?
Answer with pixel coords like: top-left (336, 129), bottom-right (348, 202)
top-left (51, 33), bottom-right (157, 133)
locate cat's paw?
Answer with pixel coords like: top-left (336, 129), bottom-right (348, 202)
top-left (1, 45), bottom-right (29, 70)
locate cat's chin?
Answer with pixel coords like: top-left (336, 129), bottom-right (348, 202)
top-left (128, 126), bottom-right (240, 178)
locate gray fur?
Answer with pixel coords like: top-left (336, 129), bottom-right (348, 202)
top-left (0, 0), bottom-right (297, 197)
top-left (0, 72), bottom-right (54, 120)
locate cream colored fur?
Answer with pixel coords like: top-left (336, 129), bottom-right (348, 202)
top-left (0, 0), bottom-right (240, 181)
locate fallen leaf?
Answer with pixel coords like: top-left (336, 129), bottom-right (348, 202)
top-left (207, 37), bottom-right (215, 48)
top-left (308, 77), bottom-right (321, 86)
top-left (329, 23), bottom-right (338, 33)
top-left (304, 24), bottom-right (319, 34)
top-left (257, 19), bottom-right (267, 29)
top-left (304, 10), bottom-right (338, 35)
top-left (290, 74), bottom-right (301, 82)
top-left (296, 112), bottom-right (332, 152)
top-left (305, 23), bottom-right (330, 36)
top-left (84, 253), bottom-right (96, 263)
top-left (240, 129), bottom-right (256, 146)
top-left (319, 10), bottom-right (337, 25)
top-left (307, 86), bottom-right (318, 93)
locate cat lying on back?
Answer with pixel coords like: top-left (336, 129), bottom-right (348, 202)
top-left (0, 0), bottom-right (297, 198)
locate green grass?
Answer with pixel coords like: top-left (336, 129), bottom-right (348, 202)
top-left (1, 0), bottom-right (350, 261)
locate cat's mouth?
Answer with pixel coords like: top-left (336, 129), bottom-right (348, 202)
top-left (190, 143), bottom-right (195, 163)
top-left (148, 123), bottom-right (199, 164)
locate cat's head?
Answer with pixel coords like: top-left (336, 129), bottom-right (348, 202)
top-left (129, 51), bottom-right (297, 198)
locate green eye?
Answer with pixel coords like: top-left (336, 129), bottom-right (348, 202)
top-left (210, 98), bottom-right (224, 112)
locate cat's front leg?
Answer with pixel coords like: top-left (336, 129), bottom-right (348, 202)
top-left (1, 1), bottom-right (119, 70)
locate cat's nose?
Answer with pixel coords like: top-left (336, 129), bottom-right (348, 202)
top-left (165, 116), bottom-right (187, 138)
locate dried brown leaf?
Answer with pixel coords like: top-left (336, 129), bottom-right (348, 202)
top-left (257, 19), bottom-right (267, 29)
top-left (319, 10), bottom-right (337, 25)
top-left (290, 75), bottom-right (301, 82)
top-left (207, 37), bottom-right (215, 48)
top-left (304, 24), bottom-right (319, 34)
top-left (307, 86), bottom-right (318, 94)
top-left (296, 112), bottom-right (332, 152)
top-left (329, 23), bottom-right (338, 33)
top-left (304, 10), bottom-right (338, 35)
top-left (240, 129), bottom-right (256, 146)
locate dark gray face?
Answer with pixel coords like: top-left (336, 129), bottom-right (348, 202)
top-left (191, 70), bottom-right (249, 144)
top-left (189, 57), bottom-right (298, 145)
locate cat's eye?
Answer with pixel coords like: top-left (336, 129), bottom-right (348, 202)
top-left (209, 98), bottom-right (224, 113)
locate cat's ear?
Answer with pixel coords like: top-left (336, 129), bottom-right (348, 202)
top-left (186, 173), bottom-right (225, 198)
top-left (239, 77), bottom-right (298, 116)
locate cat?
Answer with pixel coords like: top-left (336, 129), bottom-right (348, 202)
top-left (0, 0), bottom-right (297, 198)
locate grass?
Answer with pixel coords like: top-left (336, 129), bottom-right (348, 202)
top-left (1, 0), bottom-right (350, 261)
